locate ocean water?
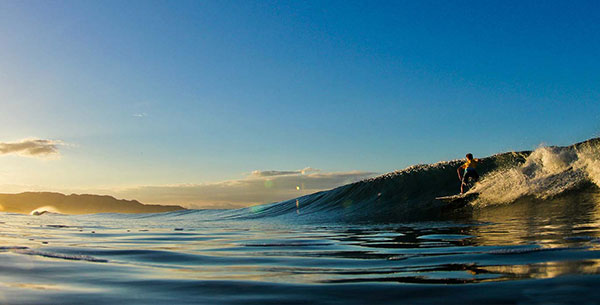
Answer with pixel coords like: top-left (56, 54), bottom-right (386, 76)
top-left (1, 139), bottom-right (600, 304)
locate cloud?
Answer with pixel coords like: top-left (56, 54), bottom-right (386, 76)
top-left (251, 170), bottom-right (300, 177)
top-left (133, 113), bottom-right (148, 118)
top-left (0, 139), bottom-right (63, 158)
top-left (250, 167), bottom-right (320, 177)
top-left (111, 168), bottom-right (378, 209)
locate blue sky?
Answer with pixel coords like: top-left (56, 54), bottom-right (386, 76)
top-left (0, 1), bottom-right (598, 207)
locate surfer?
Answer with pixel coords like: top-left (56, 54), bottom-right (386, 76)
top-left (457, 153), bottom-right (479, 194)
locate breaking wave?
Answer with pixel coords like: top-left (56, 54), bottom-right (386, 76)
top-left (30, 206), bottom-right (62, 216)
top-left (224, 137), bottom-right (600, 222)
top-left (472, 139), bottom-right (600, 206)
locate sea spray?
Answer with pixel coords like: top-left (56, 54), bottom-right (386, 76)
top-left (473, 140), bottom-right (600, 206)
top-left (574, 141), bottom-right (600, 188)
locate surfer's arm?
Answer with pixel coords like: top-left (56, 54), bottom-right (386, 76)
top-left (457, 166), bottom-right (463, 181)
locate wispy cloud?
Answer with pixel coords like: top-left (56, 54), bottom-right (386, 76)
top-left (250, 167), bottom-right (320, 177)
top-left (251, 170), bottom-right (301, 177)
top-left (133, 113), bottom-right (148, 118)
top-left (0, 139), bottom-right (63, 158)
top-left (111, 168), bottom-right (377, 209)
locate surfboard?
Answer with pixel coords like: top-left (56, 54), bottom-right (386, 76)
top-left (435, 192), bottom-right (479, 204)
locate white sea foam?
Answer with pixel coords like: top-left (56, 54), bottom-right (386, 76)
top-left (575, 143), bottom-right (600, 188)
top-left (472, 143), bottom-right (600, 206)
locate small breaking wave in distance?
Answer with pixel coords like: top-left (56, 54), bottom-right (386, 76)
top-left (30, 206), bottom-right (62, 216)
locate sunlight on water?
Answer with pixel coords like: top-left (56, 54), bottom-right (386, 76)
top-left (1, 191), bottom-right (600, 304)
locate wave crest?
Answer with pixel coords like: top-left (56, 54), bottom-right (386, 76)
top-left (473, 139), bottom-right (600, 206)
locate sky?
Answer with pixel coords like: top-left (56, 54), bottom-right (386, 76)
top-left (0, 0), bottom-right (598, 208)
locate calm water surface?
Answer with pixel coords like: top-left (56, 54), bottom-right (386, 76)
top-left (1, 193), bottom-right (600, 304)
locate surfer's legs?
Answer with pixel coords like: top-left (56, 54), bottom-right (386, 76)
top-left (461, 170), bottom-right (479, 194)
top-left (473, 171), bottom-right (479, 182)
top-left (463, 170), bottom-right (478, 182)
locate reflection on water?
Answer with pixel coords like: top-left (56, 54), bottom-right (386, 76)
top-left (472, 191), bottom-right (600, 247)
top-left (0, 192), bottom-right (600, 304)
top-left (483, 259), bottom-right (600, 280)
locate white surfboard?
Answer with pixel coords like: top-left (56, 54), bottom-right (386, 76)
top-left (435, 192), bottom-right (478, 203)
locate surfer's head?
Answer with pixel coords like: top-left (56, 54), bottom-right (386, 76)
top-left (466, 153), bottom-right (473, 160)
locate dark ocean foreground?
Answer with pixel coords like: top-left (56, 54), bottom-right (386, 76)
top-left (1, 138), bottom-right (600, 304)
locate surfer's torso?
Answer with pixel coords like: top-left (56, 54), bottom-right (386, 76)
top-left (462, 159), bottom-right (479, 171)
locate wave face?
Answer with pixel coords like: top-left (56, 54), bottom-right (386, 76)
top-left (223, 138), bottom-right (600, 223)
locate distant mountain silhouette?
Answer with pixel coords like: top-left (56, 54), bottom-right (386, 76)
top-left (0, 192), bottom-right (185, 215)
